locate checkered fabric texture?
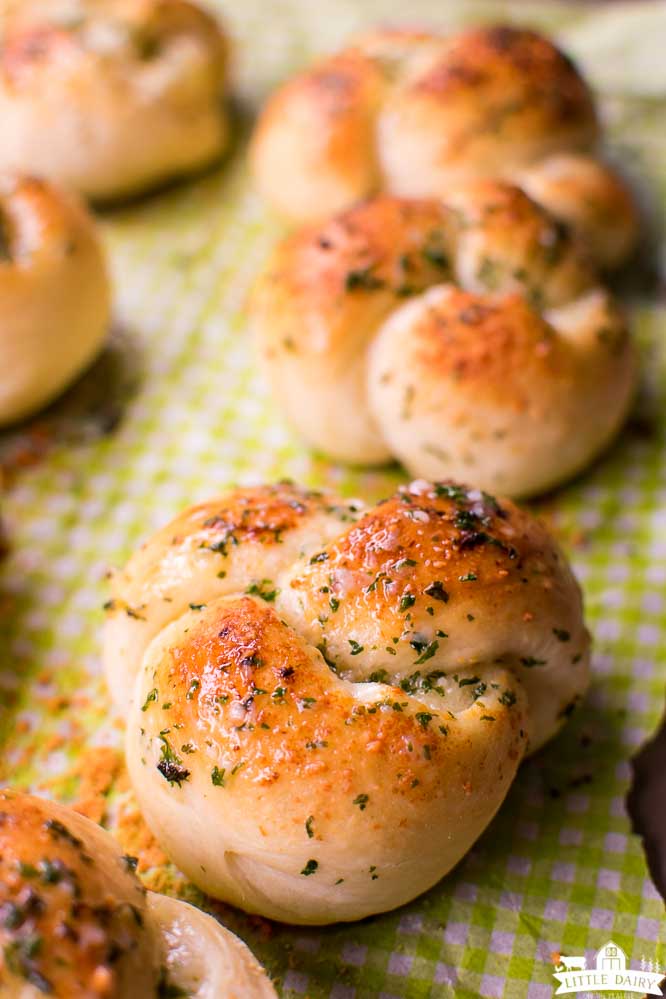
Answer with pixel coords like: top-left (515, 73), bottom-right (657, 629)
top-left (1, 1), bottom-right (666, 995)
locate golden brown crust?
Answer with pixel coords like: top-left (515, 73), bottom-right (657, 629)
top-left (147, 595), bottom-right (483, 797)
top-left (104, 483), bottom-right (361, 709)
top-left (0, 791), bottom-right (157, 998)
top-left (279, 481), bottom-right (573, 659)
top-left (252, 185), bottom-right (635, 492)
top-left (275, 480), bottom-right (589, 743)
top-left (255, 196), bottom-right (453, 357)
top-left (2, 0), bottom-right (227, 84)
top-left (0, 791), bottom-right (277, 997)
top-left (385, 288), bottom-right (566, 398)
top-left (248, 20), bottom-right (644, 261)
top-left (441, 179), bottom-right (595, 303)
top-left (112, 479), bottom-right (591, 923)
top-left (0, 0), bottom-right (230, 200)
top-left (368, 284), bottom-right (636, 495)
top-left (249, 48), bottom-right (385, 221)
top-left (403, 25), bottom-right (596, 136)
top-left (129, 593), bottom-right (530, 923)
top-left (517, 153), bottom-right (639, 268)
top-left (0, 174), bottom-right (110, 426)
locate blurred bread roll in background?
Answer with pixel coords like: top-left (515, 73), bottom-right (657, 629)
top-left (0, 789), bottom-right (277, 998)
top-left (0, 175), bottom-right (110, 427)
top-left (251, 185), bottom-right (637, 497)
top-left (104, 480), bottom-right (590, 924)
top-left (0, 0), bottom-right (230, 201)
top-left (250, 24), bottom-right (638, 267)
top-left (516, 153), bottom-right (639, 270)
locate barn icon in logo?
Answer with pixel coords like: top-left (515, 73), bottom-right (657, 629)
top-left (553, 940), bottom-right (664, 995)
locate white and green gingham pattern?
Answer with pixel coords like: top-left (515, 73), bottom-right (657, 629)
top-left (1, 1), bottom-right (665, 995)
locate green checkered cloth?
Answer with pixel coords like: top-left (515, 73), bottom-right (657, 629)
top-left (1, 1), bottom-right (665, 995)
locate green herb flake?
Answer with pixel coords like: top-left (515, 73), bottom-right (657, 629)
top-left (141, 688), bottom-right (158, 712)
top-left (415, 712), bottom-right (433, 729)
top-left (368, 670), bottom-right (390, 684)
top-left (345, 267), bottom-right (384, 292)
top-left (423, 245), bottom-right (448, 269)
top-left (424, 581), bottom-right (449, 602)
top-left (186, 678), bottom-right (200, 700)
top-left (394, 557), bottom-right (417, 570)
top-left (245, 580), bottom-right (278, 602)
top-left (413, 640), bottom-right (439, 665)
top-left (399, 593), bottom-right (416, 612)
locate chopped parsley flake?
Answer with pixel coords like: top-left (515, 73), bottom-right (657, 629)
top-left (345, 267), bottom-right (384, 292)
top-left (394, 558), bottom-right (417, 570)
top-left (141, 688), bottom-right (158, 712)
top-left (415, 712), bottom-right (433, 729)
top-left (434, 483), bottom-right (468, 502)
top-left (424, 581), bottom-right (449, 602)
top-left (368, 669), bottom-right (390, 684)
top-left (422, 245), bottom-right (448, 269)
top-left (245, 580), bottom-right (278, 602)
top-left (413, 640), bottom-right (439, 665)
top-left (400, 593), bottom-right (416, 612)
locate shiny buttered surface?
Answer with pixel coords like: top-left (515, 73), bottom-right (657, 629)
top-left (0, 175), bottom-right (110, 427)
top-left (105, 481), bottom-right (590, 924)
top-left (0, 0), bottom-right (230, 200)
top-left (251, 185), bottom-right (637, 497)
top-left (0, 790), bottom-right (276, 998)
top-left (250, 24), bottom-right (638, 266)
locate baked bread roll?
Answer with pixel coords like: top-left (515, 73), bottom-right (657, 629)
top-left (104, 480), bottom-right (590, 924)
top-left (0, 0), bottom-right (229, 201)
top-left (250, 24), bottom-right (638, 267)
top-left (251, 185), bottom-right (637, 497)
top-left (0, 789), bottom-right (276, 998)
top-left (516, 154), bottom-right (639, 270)
top-left (0, 175), bottom-right (110, 427)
